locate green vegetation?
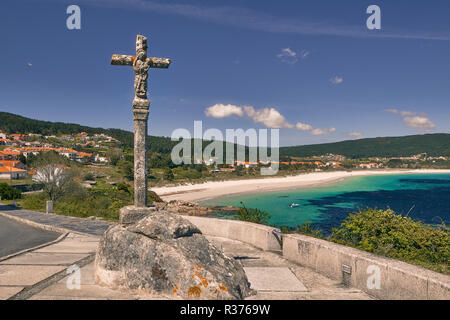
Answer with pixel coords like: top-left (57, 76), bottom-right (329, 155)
top-left (330, 208), bottom-right (449, 275)
top-left (17, 182), bottom-right (162, 221)
top-left (280, 134), bottom-right (450, 158)
top-left (277, 208), bottom-right (449, 275)
top-left (0, 111), bottom-right (177, 152)
top-left (280, 221), bottom-right (323, 238)
top-left (0, 183), bottom-right (21, 200)
top-left (236, 202), bottom-right (271, 225)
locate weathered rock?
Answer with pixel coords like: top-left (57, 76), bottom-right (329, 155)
top-left (154, 200), bottom-right (214, 216)
top-left (95, 211), bottom-right (254, 299)
top-left (119, 205), bottom-right (157, 225)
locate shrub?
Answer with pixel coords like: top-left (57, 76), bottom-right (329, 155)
top-left (20, 193), bottom-right (46, 211)
top-left (330, 208), bottom-right (450, 274)
top-left (82, 172), bottom-right (95, 181)
top-left (149, 190), bottom-right (163, 203)
top-left (236, 202), bottom-right (271, 225)
top-left (0, 183), bottom-right (21, 200)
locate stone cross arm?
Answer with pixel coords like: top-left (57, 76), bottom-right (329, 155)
top-left (111, 54), bottom-right (171, 68)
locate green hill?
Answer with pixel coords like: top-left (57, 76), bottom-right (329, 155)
top-left (1, 112), bottom-right (449, 159)
top-left (0, 112), bottom-right (177, 154)
top-left (280, 134), bottom-right (450, 158)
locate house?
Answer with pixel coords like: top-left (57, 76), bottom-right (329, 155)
top-left (0, 165), bottom-right (27, 179)
top-left (0, 149), bottom-right (20, 160)
top-left (234, 161), bottom-right (258, 168)
top-left (0, 161), bottom-right (26, 170)
top-left (326, 161), bottom-right (342, 168)
top-left (95, 155), bottom-right (108, 163)
top-left (359, 163), bottom-right (380, 169)
top-left (57, 149), bottom-right (78, 161)
top-left (0, 139), bottom-right (13, 146)
top-left (10, 134), bottom-right (27, 141)
top-left (76, 152), bottom-right (94, 162)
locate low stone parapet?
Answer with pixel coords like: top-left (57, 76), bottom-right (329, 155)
top-left (282, 233), bottom-right (450, 300)
top-left (184, 216), bottom-right (281, 252)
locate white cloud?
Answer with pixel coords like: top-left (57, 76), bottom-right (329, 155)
top-left (310, 127), bottom-right (336, 135)
top-left (295, 122), bottom-right (313, 131)
top-left (348, 132), bottom-right (363, 139)
top-left (205, 104), bottom-right (293, 129)
top-left (27, 62), bottom-right (33, 67)
top-left (243, 106), bottom-right (294, 128)
top-left (299, 50), bottom-right (310, 59)
top-left (385, 108), bottom-right (435, 131)
top-left (276, 48), bottom-right (309, 64)
top-left (330, 76), bottom-right (344, 84)
top-left (400, 110), bottom-right (416, 116)
top-left (205, 104), bottom-right (244, 118)
top-left (385, 108), bottom-right (399, 114)
top-left (277, 48), bottom-right (298, 64)
top-left (385, 108), bottom-right (416, 116)
top-left (403, 116), bottom-right (435, 130)
top-left (205, 103), bottom-right (335, 133)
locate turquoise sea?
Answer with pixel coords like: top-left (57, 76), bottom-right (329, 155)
top-left (201, 173), bottom-right (450, 234)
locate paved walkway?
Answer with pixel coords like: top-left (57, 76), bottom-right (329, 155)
top-left (0, 215), bottom-right (60, 257)
top-left (0, 205), bottom-right (112, 236)
top-left (0, 205), bottom-right (372, 300)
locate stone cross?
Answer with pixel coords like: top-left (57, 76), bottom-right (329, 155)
top-left (111, 34), bottom-right (170, 207)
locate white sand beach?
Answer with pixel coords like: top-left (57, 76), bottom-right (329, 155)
top-left (152, 169), bottom-right (450, 203)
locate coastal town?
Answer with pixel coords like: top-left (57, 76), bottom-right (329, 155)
top-left (0, 130), bottom-right (117, 180)
top-left (1, 128), bottom-right (449, 182)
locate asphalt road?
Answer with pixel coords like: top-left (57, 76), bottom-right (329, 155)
top-left (0, 215), bottom-right (60, 258)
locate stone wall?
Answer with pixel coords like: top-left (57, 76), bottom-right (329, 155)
top-left (184, 216), bottom-right (281, 251)
top-left (282, 233), bottom-right (450, 300)
top-left (186, 216), bottom-right (450, 300)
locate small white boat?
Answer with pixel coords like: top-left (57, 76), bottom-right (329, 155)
top-left (289, 203), bottom-right (300, 208)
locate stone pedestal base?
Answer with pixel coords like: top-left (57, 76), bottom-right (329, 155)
top-left (119, 205), bottom-right (157, 225)
top-left (95, 211), bottom-right (254, 299)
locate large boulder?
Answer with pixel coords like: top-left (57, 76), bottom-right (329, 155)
top-left (95, 211), bottom-right (254, 299)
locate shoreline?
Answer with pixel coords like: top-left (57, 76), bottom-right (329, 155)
top-left (152, 169), bottom-right (450, 203)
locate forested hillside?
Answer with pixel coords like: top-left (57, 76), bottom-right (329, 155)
top-left (2, 112), bottom-right (449, 158)
top-left (280, 134), bottom-right (450, 158)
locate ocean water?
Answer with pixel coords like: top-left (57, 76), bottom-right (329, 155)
top-left (201, 173), bottom-right (450, 234)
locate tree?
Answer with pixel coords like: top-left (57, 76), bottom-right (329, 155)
top-left (106, 148), bottom-right (123, 166)
top-left (31, 151), bottom-right (75, 201)
top-left (18, 154), bottom-right (27, 166)
top-left (33, 165), bottom-right (73, 201)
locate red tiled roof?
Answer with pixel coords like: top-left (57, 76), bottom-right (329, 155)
top-left (0, 166), bottom-right (26, 173)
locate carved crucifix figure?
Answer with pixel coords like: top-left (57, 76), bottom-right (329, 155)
top-left (111, 35), bottom-right (170, 208)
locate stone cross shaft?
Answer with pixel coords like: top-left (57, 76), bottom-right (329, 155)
top-left (111, 35), bottom-right (170, 207)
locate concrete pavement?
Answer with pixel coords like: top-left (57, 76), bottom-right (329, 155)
top-left (0, 204), bottom-right (372, 300)
top-left (0, 215), bottom-right (60, 258)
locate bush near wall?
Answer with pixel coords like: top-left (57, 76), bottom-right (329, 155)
top-left (330, 208), bottom-right (450, 275)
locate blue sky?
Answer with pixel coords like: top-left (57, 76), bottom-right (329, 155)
top-left (1, 0), bottom-right (449, 146)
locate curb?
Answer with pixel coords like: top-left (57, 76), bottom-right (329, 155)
top-left (0, 208), bottom-right (101, 263)
top-left (0, 232), bottom-right (69, 263)
top-left (0, 206), bottom-right (102, 238)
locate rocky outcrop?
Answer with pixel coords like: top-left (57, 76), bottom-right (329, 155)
top-left (95, 211), bottom-right (254, 299)
top-left (154, 200), bottom-right (214, 216)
